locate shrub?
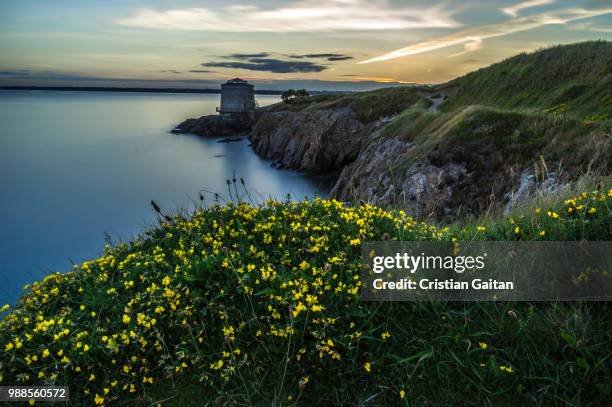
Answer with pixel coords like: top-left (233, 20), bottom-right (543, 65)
top-left (1, 190), bottom-right (611, 405)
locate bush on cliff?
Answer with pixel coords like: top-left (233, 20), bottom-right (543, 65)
top-left (1, 187), bottom-right (611, 406)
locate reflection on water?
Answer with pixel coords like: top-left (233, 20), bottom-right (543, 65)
top-left (0, 91), bottom-right (331, 303)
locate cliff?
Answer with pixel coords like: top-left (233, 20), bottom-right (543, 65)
top-left (251, 108), bottom-right (377, 172)
top-left (249, 42), bottom-right (612, 219)
top-left (249, 87), bottom-right (427, 172)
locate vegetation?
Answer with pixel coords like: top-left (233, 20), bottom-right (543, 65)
top-left (378, 104), bottom-right (611, 216)
top-left (371, 42), bottom-right (612, 218)
top-left (269, 86), bottom-right (430, 124)
top-left (1, 186), bottom-right (611, 406)
top-left (281, 89), bottom-right (310, 104)
top-left (440, 41), bottom-right (612, 120)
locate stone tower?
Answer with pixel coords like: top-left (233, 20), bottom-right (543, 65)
top-left (218, 78), bottom-right (256, 119)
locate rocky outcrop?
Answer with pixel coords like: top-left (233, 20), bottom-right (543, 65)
top-left (503, 169), bottom-right (565, 215)
top-left (331, 134), bottom-right (569, 219)
top-left (249, 107), bottom-right (385, 173)
top-left (172, 114), bottom-right (252, 137)
top-left (331, 136), bottom-right (468, 218)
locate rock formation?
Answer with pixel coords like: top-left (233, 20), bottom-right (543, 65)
top-left (172, 115), bottom-right (252, 137)
top-left (249, 107), bottom-right (371, 173)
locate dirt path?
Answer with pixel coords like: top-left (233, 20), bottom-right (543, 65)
top-left (418, 90), bottom-right (449, 113)
top-left (426, 94), bottom-right (443, 112)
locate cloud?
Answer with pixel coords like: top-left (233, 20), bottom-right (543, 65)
top-left (448, 38), bottom-right (482, 57)
top-left (224, 52), bottom-right (270, 59)
top-left (202, 58), bottom-right (327, 73)
top-left (202, 51), bottom-right (354, 73)
top-left (502, 0), bottom-right (556, 17)
top-left (189, 69), bottom-right (216, 73)
top-left (359, 5), bottom-right (612, 64)
top-left (288, 53), bottom-right (353, 61)
top-left (338, 74), bottom-right (414, 83)
top-left (116, 0), bottom-right (460, 32)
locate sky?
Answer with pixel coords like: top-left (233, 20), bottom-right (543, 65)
top-left (0, 0), bottom-right (611, 91)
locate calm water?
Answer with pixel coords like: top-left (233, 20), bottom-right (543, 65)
top-left (0, 91), bottom-right (330, 304)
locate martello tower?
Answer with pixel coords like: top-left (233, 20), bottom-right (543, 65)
top-left (217, 78), bottom-right (256, 119)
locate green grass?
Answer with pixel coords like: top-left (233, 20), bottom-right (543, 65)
top-left (266, 86), bottom-right (430, 124)
top-left (440, 41), bottom-right (612, 120)
top-left (1, 187), bottom-right (610, 406)
top-left (375, 104), bottom-right (611, 219)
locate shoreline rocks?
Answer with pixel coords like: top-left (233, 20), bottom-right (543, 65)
top-left (172, 114), bottom-right (252, 137)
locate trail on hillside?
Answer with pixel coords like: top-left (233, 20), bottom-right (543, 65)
top-left (421, 91), bottom-right (447, 113)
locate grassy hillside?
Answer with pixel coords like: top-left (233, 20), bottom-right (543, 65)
top-left (1, 187), bottom-right (610, 406)
top-left (379, 104), bottom-right (611, 215)
top-left (265, 86), bottom-right (431, 124)
top-left (268, 41), bottom-right (612, 124)
top-left (440, 41), bottom-right (612, 120)
top-left (365, 42), bottom-right (612, 218)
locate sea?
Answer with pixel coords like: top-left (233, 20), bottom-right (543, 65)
top-left (0, 90), bottom-right (331, 304)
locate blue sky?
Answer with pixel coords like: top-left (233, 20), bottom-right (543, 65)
top-left (1, 0), bottom-right (611, 90)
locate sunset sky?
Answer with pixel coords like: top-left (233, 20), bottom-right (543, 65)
top-left (1, 0), bottom-right (611, 91)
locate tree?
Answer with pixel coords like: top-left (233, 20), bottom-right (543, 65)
top-left (281, 89), bottom-right (310, 104)
top-left (295, 89), bottom-right (310, 98)
top-left (281, 89), bottom-right (296, 104)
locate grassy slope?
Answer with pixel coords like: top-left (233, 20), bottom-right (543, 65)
top-left (265, 43), bottom-right (612, 217)
top-left (1, 188), bottom-right (610, 406)
top-left (439, 41), bottom-right (612, 120)
top-left (381, 105), bottom-right (611, 216)
top-left (374, 42), bottom-right (612, 217)
top-left (265, 86), bottom-right (431, 124)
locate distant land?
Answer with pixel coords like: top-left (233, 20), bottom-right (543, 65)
top-left (0, 86), bottom-right (352, 95)
top-left (0, 86), bottom-right (283, 95)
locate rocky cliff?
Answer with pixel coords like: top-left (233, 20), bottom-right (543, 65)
top-left (249, 107), bottom-right (388, 173)
top-left (330, 136), bottom-right (469, 218)
top-left (249, 98), bottom-right (608, 220)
